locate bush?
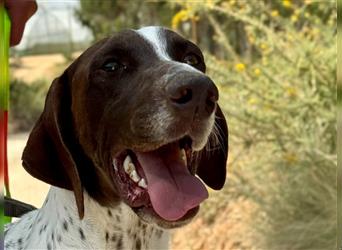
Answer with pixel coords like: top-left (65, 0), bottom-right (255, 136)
top-left (9, 79), bottom-right (48, 132)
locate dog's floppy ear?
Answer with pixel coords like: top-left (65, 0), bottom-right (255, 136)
top-left (22, 71), bottom-right (84, 218)
top-left (195, 105), bottom-right (228, 190)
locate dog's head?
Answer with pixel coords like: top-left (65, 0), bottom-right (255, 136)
top-left (22, 26), bottom-right (228, 228)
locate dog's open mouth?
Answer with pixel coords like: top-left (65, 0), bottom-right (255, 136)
top-left (111, 136), bottom-right (208, 222)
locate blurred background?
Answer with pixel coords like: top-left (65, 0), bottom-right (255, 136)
top-left (8, 0), bottom-right (336, 249)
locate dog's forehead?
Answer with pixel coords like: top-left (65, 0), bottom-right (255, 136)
top-left (91, 27), bottom-right (173, 59)
top-left (80, 26), bottom-right (203, 75)
top-left (135, 26), bottom-right (202, 74)
top-left (136, 26), bottom-right (171, 60)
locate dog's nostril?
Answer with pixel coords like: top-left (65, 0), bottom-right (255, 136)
top-left (170, 88), bottom-right (193, 105)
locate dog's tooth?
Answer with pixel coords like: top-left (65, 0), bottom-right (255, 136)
top-left (112, 159), bottom-right (118, 171)
top-left (138, 178), bottom-right (147, 188)
top-left (180, 149), bottom-right (187, 164)
top-left (123, 155), bottom-right (134, 172)
top-left (123, 154), bottom-right (142, 183)
top-left (129, 170), bottom-right (140, 182)
top-left (126, 163), bottom-right (136, 175)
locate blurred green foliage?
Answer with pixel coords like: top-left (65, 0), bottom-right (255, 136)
top-left (338, 0), bottom-right (342, 248)
top-left (173, 1), bottom-right (336, 249)
top-left (9, 79), bottom-right (48, 132)
top-left (75, 1), bottom-right (175, 40)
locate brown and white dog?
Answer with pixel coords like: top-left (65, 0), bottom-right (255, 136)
top-left (4, 26), bottom-right (228, 250)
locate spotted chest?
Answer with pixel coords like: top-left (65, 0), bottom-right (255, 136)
top-left (4, 187), bottom-right (169, 250)
top-left (105, 207), bottom-right (168, 250)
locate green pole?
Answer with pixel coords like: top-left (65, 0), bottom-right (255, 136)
top-left (0, 3), bottom-right (12, 224)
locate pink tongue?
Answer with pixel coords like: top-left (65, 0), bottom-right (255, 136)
top-left (136, 144), bottom-right (208, 221)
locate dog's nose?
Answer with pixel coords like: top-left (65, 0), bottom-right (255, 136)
top-left (167, 75), bottom-right (218, 118)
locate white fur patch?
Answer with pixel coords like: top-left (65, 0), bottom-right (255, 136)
top-left (136, 26), bottom-right (203, 76)
top-left (137, 26), bottom-right (171, 60)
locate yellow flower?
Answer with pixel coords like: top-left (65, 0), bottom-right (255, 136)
top-left (286, 86), bottom-right (297, 97)
top-left (294, 9), bottom-right (301, 15)
top-left (248, 97), bottom-right (258, 105)
top-left (291, 15), bottom-right (298, 23)
top-left (206, 0), bottom-right (214, 9)
top-left (283, 152), bottom-right (298, 164)
top-left (260, 43), bottom-right (267, 50)
top-left (263, 104), bottom-right (273, 111)
top-left (172, 9), bottom-right (190, 30)
top-left (288, 34), bottom-right (294, 42)
top-left (254, 68), bottom-right (261, 76)
top-left (328, 19), bottom-right (334, 26)
top-left (312, 28), bottom-right (320, 34)
top-left (282, 0), bottom-right (292, 8)
top-left (235, 63), bottom-right (246, 72)
top-left (271, 10), bottom-right (279, 17)
top-left (248, 34), bottom-right (255, 43)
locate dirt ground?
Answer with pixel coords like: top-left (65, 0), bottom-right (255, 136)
top-left (10, 52), bottom-right (81, 83)
top-left (10, 54), bottom-right (65, 84)
top-left (7, 133), bottom-right (49, 207)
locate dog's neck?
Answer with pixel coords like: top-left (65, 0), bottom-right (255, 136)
top-left (19, 187), bottom-right (169, 250)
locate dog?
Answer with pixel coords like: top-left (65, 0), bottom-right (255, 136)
top-left (4, 26), bottom-right (228, 250)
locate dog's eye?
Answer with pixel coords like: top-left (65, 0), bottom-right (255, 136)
top-left (183, 54), bottom-right (200, 66)
top-left (102, 60), bottom-right (126, 72)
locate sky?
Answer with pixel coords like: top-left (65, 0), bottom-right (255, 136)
top-left (16, 0), bottom-right (92, 50)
